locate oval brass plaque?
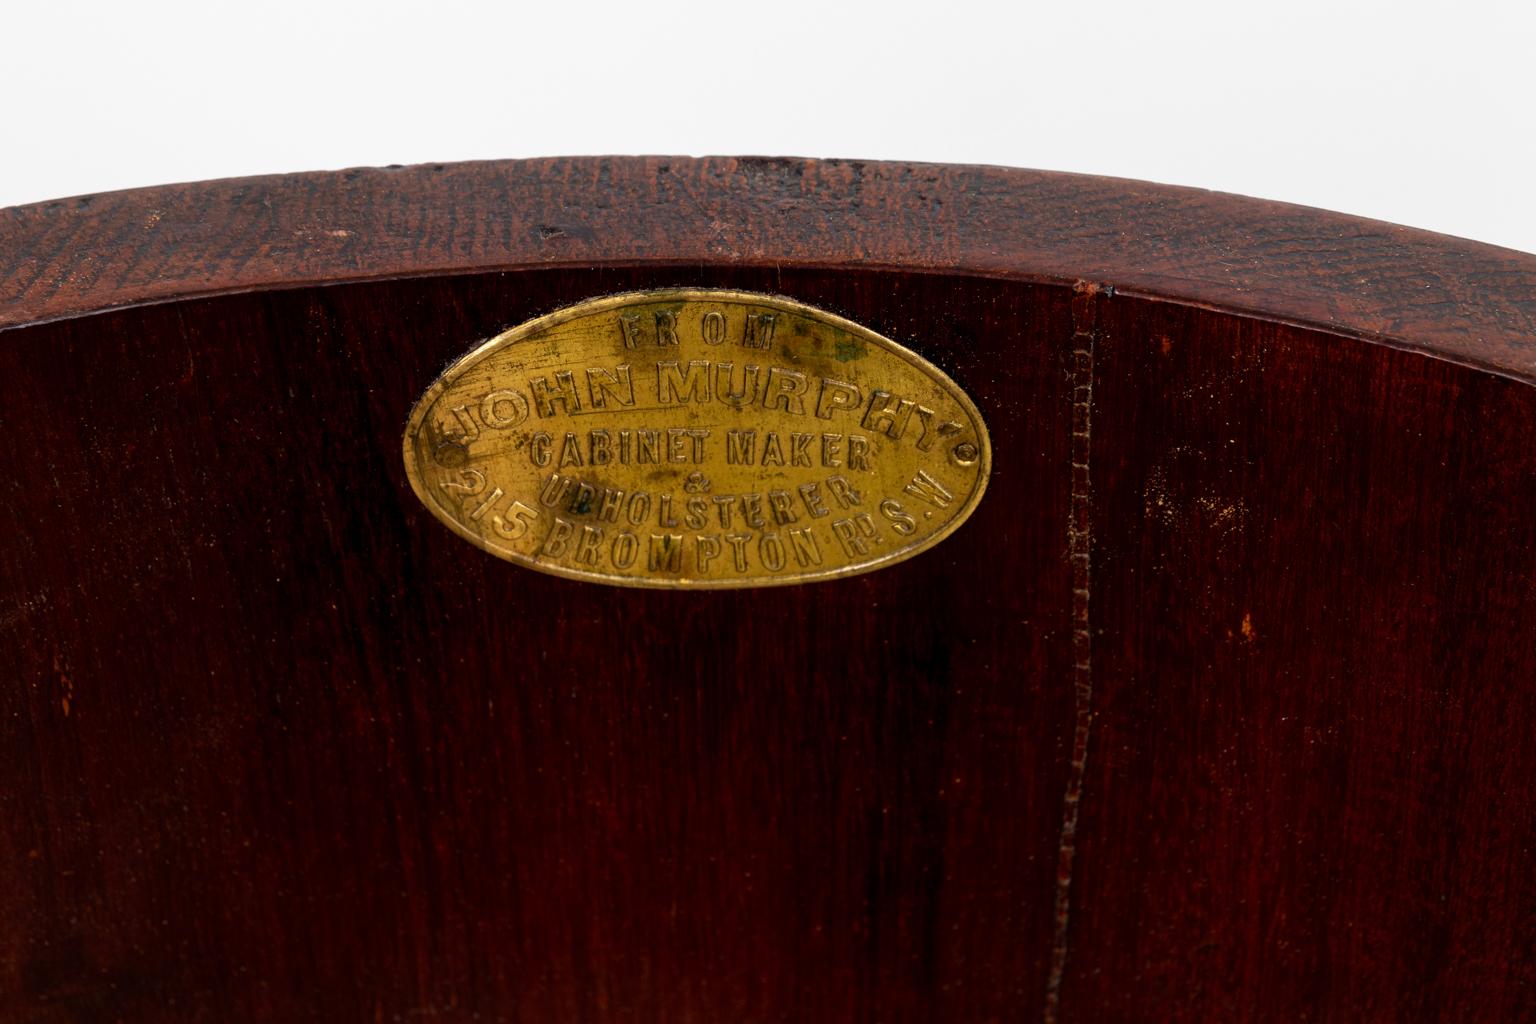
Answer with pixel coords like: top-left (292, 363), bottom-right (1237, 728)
top-left (402, 289), bottom-right (991, 588)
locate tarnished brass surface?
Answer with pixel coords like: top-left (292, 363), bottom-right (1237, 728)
top-left (402, 290), bottom-right (991, 588)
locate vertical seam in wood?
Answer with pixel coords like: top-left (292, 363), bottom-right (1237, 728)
top-left (1044, 280), bottom-right (1106, 1023)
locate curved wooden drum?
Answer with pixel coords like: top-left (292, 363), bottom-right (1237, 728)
top-left (2, 159), bottom-right (1533, 1021)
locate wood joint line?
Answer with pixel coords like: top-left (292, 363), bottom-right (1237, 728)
top-left (1044, 280), bottom-right (1108, 1023)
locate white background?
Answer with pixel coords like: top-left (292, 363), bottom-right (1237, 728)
top-left (5, 0), bottom-right (1533, 254)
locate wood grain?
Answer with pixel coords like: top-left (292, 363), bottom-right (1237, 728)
top-left (2, 159), bottom-right (1533, 1021)
top-left (3, 158), bottom-right (1535, 379)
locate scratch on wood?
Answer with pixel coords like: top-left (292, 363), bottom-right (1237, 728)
top-left (1044, 280), bottom-right (1107, 1023)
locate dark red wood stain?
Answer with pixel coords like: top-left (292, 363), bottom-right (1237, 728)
top-left (1, 159), bottom-right (1533, 1021)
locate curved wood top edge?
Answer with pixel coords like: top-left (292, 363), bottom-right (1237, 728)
top-left (3, 156), bottom-right (1534, 384)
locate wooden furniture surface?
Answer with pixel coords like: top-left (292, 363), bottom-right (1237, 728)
top-left (2, 158), bottom-right (1534, 1021)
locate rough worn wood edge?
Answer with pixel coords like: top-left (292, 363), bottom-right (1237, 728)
top-left (4, 156), bottom-right (1535, 383)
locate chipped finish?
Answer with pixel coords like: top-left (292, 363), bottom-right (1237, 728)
top-left (4, 158), bottom-right (1536, 385)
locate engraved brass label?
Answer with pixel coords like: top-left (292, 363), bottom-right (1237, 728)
top-left (402, 289), bottom-right (991, 588)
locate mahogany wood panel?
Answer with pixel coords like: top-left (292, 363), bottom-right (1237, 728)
top-left (2, 158), bottom-right (1534, 1021)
